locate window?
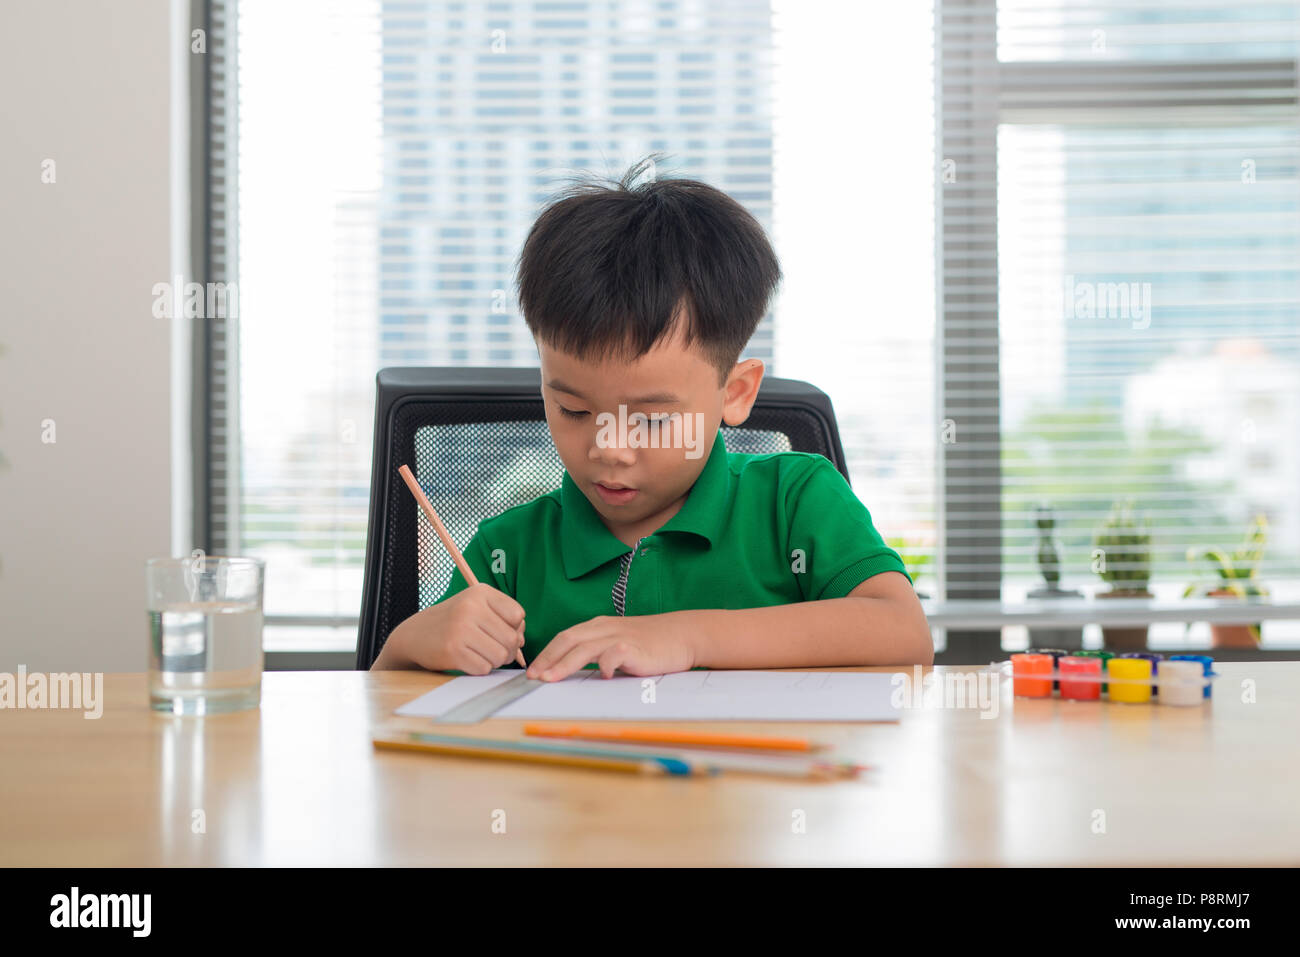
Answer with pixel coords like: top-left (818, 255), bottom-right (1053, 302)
top-left (941, 0), bottom-right (1300, 651)
top-left (204, 0), bottom-right (1298, 658)
top-left (208, 0), bottom-right (866, 654)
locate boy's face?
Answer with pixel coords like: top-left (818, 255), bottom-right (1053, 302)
top-left (538, 325), bottom-right (763, 545)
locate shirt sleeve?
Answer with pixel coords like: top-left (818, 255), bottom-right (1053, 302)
top-left (784, 455), bottom-right (910, 600)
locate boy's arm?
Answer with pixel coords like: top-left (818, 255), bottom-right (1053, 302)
top-left (525, 570), bottom-right (931, 680)
top-left (684, 570), bottom-right (932, 669)
top-left (674, 455), bottom-right (930, 668)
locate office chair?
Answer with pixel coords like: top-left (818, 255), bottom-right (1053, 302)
top-left (355, 367), bottom-right (850, 669)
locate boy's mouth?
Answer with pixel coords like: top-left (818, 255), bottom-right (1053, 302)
top-left (593, 481), bottom-right (639, 505)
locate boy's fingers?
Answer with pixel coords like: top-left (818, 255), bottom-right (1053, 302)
top-left (480, 586), bottom-right (526, 627)
top-left (455, 636), bottom-right (499, 675)
top-left (474, 614), bottom-right (521, 661)
top-left (596, 643), bottom-right (639, 679)
top-left (526, 625), bottom-right (577, 675)
top-left (535, 640), bottom-right (606, 682)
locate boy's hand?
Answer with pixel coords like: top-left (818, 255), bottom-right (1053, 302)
top-left (390, 583), bottom-right (526, 674)
top-left (524, 614), bottom-right (696, 682)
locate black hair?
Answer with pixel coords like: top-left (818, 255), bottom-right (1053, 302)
top-left (516, 153), bottom-right (781, 385)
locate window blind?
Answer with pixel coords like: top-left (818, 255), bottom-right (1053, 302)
top-left (204, 0), bottom-right (240, 559)
top-left (940, 1), bottom-right (1300, 648)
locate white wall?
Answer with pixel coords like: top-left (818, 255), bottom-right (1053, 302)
top-left (0, 1), bottom-right (186, 672)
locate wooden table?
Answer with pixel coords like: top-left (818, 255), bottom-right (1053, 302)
top-left (2, 665), bottom-right (1297, 866)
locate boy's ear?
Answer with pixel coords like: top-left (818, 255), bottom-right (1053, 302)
top-left (721, 358), bottom-right (765, 427)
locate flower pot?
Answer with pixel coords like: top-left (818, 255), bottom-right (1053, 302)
top-left (1096, 588), bottom-right (1152, 652)
top-left (1207, 588), bottom-right (1261, 649)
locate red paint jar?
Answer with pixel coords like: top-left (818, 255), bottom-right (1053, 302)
top-left (1058, 655), bottom-right (1102, 701)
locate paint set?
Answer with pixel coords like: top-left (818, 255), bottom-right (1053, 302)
top-left (990, 649), bottom-right (1218, 706)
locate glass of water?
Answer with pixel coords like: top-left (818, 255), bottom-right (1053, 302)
top-left (146, 556), bottom-right (265, 715)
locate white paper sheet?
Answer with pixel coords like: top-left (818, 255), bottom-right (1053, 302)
top-left (394, 669), bottom-right (902, 722)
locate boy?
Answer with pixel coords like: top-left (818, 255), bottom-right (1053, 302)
top-left (373, 157), bottom-right (932, 677)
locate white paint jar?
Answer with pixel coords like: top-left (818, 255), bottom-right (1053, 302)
top-left (1158, 660), bottom-right (1205, 706)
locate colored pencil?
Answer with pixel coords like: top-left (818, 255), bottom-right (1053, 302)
top-left (373, 731), bottom-right (715, 776)
top-left (375, 731), bottom-right (863, 780)
top-left (524, 723), bottom-right (822, 752)
top-left (531, 738), bottom-right (866, 779)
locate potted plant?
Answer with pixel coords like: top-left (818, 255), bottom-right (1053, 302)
top-left (1183, 514), bottom-right (1267, 649)
top-left (887, 536), bottom-right (932, 600)
top-left (1093, 500), bottom-right (1153, 652)
top-left (1027, 505), bottom-right (1083, 650)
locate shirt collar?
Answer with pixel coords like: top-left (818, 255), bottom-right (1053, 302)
top-left (559, 429), bottom-right (731, 580)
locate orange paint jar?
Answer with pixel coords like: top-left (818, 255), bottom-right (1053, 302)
top-left (1010, 653), bottom-right (1053, 697)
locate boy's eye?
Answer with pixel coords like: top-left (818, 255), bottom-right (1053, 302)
top-left (558, 406), bottom-right (588, 420)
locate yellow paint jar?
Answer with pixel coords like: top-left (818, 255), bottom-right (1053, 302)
top-left (1106, 657), bottom-right (1153, 703)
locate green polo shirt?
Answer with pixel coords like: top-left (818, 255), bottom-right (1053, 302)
top-left (430, 429), bottom-right (907, 673)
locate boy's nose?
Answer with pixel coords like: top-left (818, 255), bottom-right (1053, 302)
top-left (589, 436), bottom-right (636, 467)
